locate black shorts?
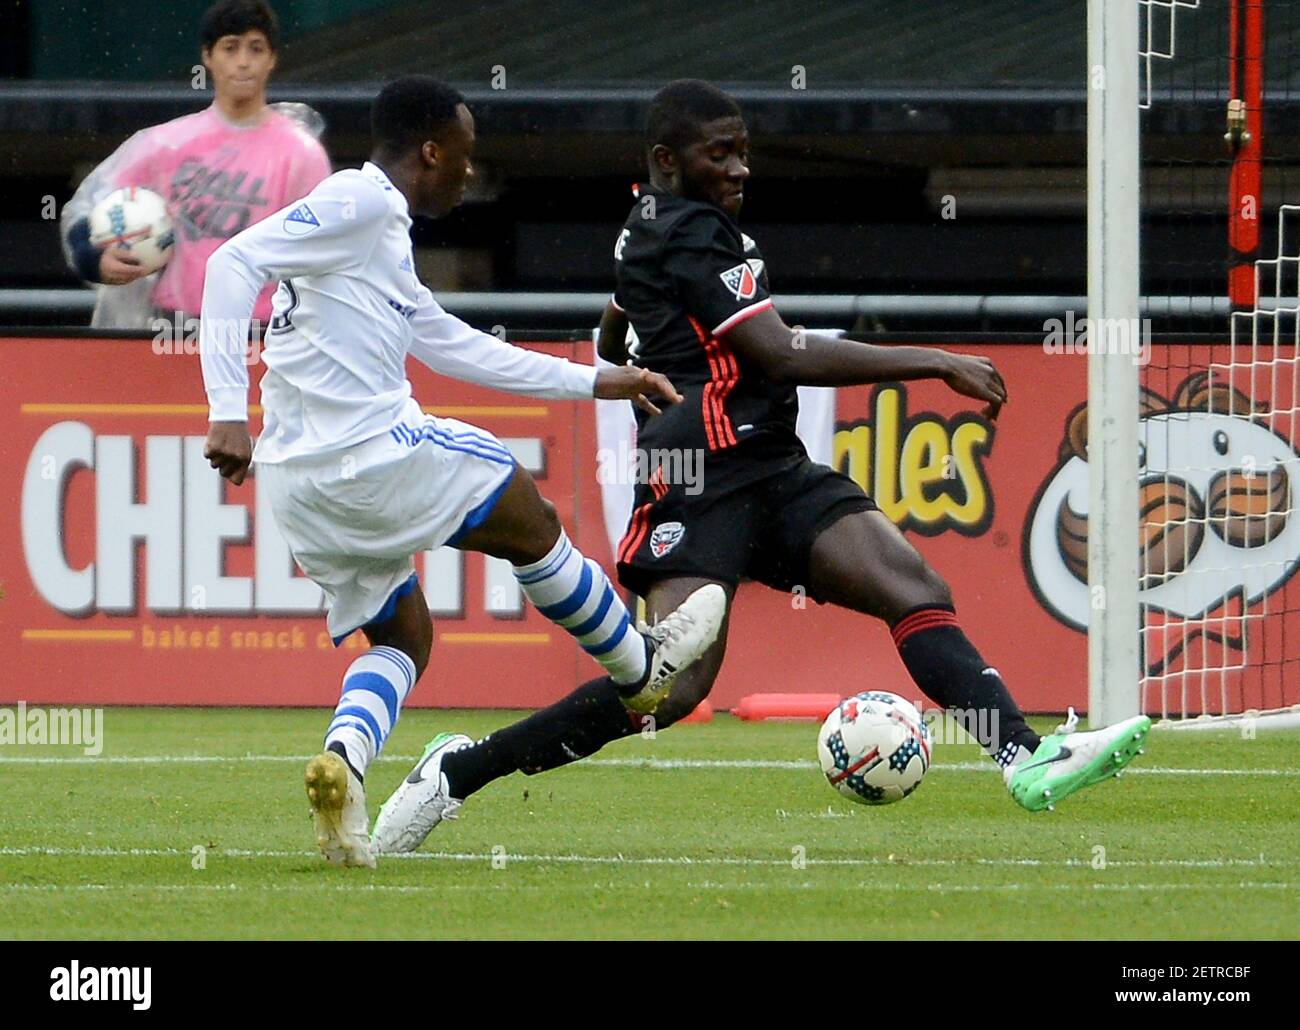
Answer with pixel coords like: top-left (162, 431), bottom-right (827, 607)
top-left (615, 444), bottom-right (877, 601)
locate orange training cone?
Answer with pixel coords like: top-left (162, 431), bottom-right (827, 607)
top-left (730, 693), bottom-right (841, 722)
top-left (679, 699), bottom-right (713, 723)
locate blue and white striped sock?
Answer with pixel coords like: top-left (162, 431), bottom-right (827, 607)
top-left (514, 530), bottom-right (646, 686)
top-left (324, 645), bottom-right (416, 778)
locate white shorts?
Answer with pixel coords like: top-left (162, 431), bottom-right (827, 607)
top-left (257, 411), bottom-right (516, 643)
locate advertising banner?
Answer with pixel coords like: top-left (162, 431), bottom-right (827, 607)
top-left (4, 335), bottom-right (1295, 714)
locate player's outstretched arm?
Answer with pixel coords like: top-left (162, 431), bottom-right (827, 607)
top-left (722, 306), bottom-right (1007, 418)
top-left (594, 364), bottom-right (681, 415)
top-left (409, 288), bottom-right (680, 413)
top-left (596, 300), bottom-right (630, 364)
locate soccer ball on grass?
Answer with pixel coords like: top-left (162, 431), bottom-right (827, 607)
top-left (817, 691), bottom-right (931, 805)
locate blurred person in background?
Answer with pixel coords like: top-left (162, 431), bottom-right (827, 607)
top-left (59, 0), bottom-right (330, 329)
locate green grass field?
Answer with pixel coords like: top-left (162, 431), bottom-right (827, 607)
top-left (0, 708), bottom-right (1296, 939)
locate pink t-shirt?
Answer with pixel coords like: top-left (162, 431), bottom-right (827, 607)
top-left (113, 105), bottom-right (330, 322)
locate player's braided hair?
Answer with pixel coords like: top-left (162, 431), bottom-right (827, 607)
top-left (371, 76), bottom-right (467, 156)
top-left (646, 80), bottom-right (742, 154)
top-left (200, 0), bottom-right (280, 51)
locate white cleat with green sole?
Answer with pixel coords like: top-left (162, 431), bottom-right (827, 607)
top-left (1005, 708), bottom-right (1151, 812)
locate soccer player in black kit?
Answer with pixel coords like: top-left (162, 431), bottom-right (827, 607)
top-left (373, 80), bottom-right (1151, 851)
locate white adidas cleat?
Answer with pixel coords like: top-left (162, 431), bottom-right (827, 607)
top-left (619, 583), bottom-right (727, 715)
top-left (372, 732), bottom-right (472, 854)
top-left (304, 751), bottom-right (376, 868)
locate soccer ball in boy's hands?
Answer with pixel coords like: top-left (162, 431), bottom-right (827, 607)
top-left (89, 186), bottom-right (175, 273)
top-left (817, 691), bottom-right (931, 805)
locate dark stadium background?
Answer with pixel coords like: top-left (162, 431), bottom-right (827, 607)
top-left (5, 0), bottom-right (1294, 331)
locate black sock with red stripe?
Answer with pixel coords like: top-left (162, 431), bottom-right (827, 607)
top-left (890, 604), bottom-right (1039, 765)
top-left (440, 677), bottom-right (640, 798)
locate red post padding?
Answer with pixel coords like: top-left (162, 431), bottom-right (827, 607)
top-left (1228, 0), bottom-right (1264, 308)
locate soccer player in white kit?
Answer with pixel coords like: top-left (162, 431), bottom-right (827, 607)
top-left (199, 77), bottom-right (724, 868)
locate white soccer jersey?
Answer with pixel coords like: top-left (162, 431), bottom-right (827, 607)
top-left (200, 161), bottom-right (597, 463)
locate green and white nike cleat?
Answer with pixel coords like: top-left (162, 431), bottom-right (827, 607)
top-left (1005, 708), bottom-right (1151, 812)
top-left (371, 732), bottom-right (471, 854)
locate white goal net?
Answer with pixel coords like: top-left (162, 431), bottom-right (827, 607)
top-left (1102, 0), bottom-right (1300, 725)
top-left (1140, 206), bottom-right (1300, 724)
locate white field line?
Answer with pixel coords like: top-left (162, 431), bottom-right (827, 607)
top-left (0, 754), bottom-right (1295, 776)
top-left (1, 881), bottom-right (1295, 895)
top-left (0, 846), bottom-right (1293, 869)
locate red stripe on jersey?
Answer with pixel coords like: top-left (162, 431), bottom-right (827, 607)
top-left (688, 315), bottom-right (739, 451)
top-left (711, 335), bottom-right (741, 447)
top-left (702, 379), bottom-right (720, 450)
top-left (701, 371), bottom-right (723, 448)
top-left (704, 334), bottom-right (739, 448)
top-left (687, 316), bottom-right (723, 450)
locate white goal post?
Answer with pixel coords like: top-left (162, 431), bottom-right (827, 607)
top-left (1087, 0), bottom-right (1142, 726)
top-left (1089, 0), bottom-right (1300, 728)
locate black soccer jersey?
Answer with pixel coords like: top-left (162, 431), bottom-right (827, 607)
top-left (612, 184), bottom-right (799, 453)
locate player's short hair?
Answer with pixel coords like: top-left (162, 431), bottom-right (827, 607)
top-left (371, 77), bottom-right (467, 155)
top-left (201, 0), bottom-right (280, 51)
top-left (646, 80), bottom-right (743, 153)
